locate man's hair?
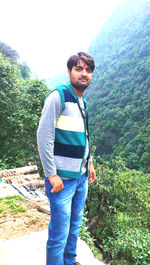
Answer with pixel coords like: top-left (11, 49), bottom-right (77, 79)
top-left (67, 52), bottom-right (95, 72)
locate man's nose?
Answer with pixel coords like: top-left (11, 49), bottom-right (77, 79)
top-left (81, 69), bottom-right (87, 76)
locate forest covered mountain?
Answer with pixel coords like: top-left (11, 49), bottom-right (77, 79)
top-left (86, 0), bottom-right (150, 172)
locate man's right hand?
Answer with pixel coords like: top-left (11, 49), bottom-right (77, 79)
top-left (48, 175), bottom-right (64, 193)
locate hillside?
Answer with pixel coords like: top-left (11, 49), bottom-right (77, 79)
top-left (86, 0), bottom-right (150, 172)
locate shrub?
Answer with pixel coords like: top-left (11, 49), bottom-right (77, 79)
top-left (79, 213), bottom-right (103, 261)
top-left (86, 157), bottom-right (150, 265)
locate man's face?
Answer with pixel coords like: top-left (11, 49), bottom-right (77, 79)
top-left (68, 59), bottom-right (93, 92)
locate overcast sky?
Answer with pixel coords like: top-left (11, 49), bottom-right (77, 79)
top-left (1, 0), bottom-right (124, 79)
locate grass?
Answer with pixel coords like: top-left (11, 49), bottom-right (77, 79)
top-left (0, 195), bottom-right (27, 218)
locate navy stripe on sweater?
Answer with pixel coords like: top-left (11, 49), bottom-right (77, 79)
top-left (54, 142), bottom-right (85, 158)
top-left (62, 89), bottom-right (77, 103)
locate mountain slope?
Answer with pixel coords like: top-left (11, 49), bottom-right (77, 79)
top-left (86, 0), bottom-right (150, 171)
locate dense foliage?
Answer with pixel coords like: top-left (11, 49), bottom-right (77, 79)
top-left (0, 43), bottom-right (50, 169)
top-left (86, 0), bottom-right (150, 172)
top-left (86, 156), bottom-right (150, 265)
top-left (0, 41), bottom-right (19, 63)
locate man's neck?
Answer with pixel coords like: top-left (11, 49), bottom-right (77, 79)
top-left (71, 85), bottom-right (83, 98)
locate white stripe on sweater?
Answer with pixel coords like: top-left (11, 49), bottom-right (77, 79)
top-left (55, 156), bottom-right (82, 172)
top-left (56, 115), bottom-right (84, 132)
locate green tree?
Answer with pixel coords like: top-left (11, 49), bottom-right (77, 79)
top-left (0, 45), bottom-right (50, 169)
top-left (0, 52), bottom-right (21, 162)
top-left (140, 152), bottom-right (150, 171)
top-left (0, 41), bottom-right (19, 63)
top-left (20, 62), bottom-right (31, 79)
top-left (9, 79), bottom-right (50, 167)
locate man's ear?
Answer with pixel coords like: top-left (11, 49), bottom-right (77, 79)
top-left (67, 68), bottom-right (71, 77)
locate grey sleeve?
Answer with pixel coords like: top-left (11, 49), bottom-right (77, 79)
top-left (37, 90), bottom-right (62, 178)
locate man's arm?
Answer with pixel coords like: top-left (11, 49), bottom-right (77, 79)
top-left (37, 90), bottom-right (64, 192)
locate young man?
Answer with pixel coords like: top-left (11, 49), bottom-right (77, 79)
top-left (37, 52), bottom-right (96, 265)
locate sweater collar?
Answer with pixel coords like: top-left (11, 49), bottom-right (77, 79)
top-left (65, 83), bottom-right (87, 103)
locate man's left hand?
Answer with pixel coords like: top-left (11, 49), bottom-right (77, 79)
top-left (88, 162), bottom-right (96, 184)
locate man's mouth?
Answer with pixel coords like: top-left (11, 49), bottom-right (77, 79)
top-left (79, 78), bottom-right (87, 82)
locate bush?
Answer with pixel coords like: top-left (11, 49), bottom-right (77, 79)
top-left (86, 157), bottom-right (150, 265)
top-left (79, 213), bottom-right (103, 261)
top-left (104, 227), bottom-right (150, 265)
top-left (0, 159), bottom-right (9, 170)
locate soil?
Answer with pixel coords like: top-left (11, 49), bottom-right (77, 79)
top-left (0, 168), bottom-right (50, 240)
top-left (0, 197), bottom-right (50, 239)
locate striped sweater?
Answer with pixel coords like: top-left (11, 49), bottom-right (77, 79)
top-left (37, 83), bottom-right (90, 179)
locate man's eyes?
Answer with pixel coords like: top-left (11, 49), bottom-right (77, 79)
top-left (75, 67), bottom-right (82, 71)
top-left (75, 67), bottom-right (92, 73)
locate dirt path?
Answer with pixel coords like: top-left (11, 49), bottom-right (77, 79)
top-left (0, 230), bottom-right (104, 265)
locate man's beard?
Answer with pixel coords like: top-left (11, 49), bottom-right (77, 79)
top-left (70, 80), bottom-right (90, 91)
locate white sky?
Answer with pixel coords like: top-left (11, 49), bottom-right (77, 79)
top-left (0, 0), bottom-right (123, 79)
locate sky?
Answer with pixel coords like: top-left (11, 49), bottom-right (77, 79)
top-left (0, 0), bottom-right (124, 80)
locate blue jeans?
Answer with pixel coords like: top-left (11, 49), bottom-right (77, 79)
top-left (45, 173), bottom-right (88, 265)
